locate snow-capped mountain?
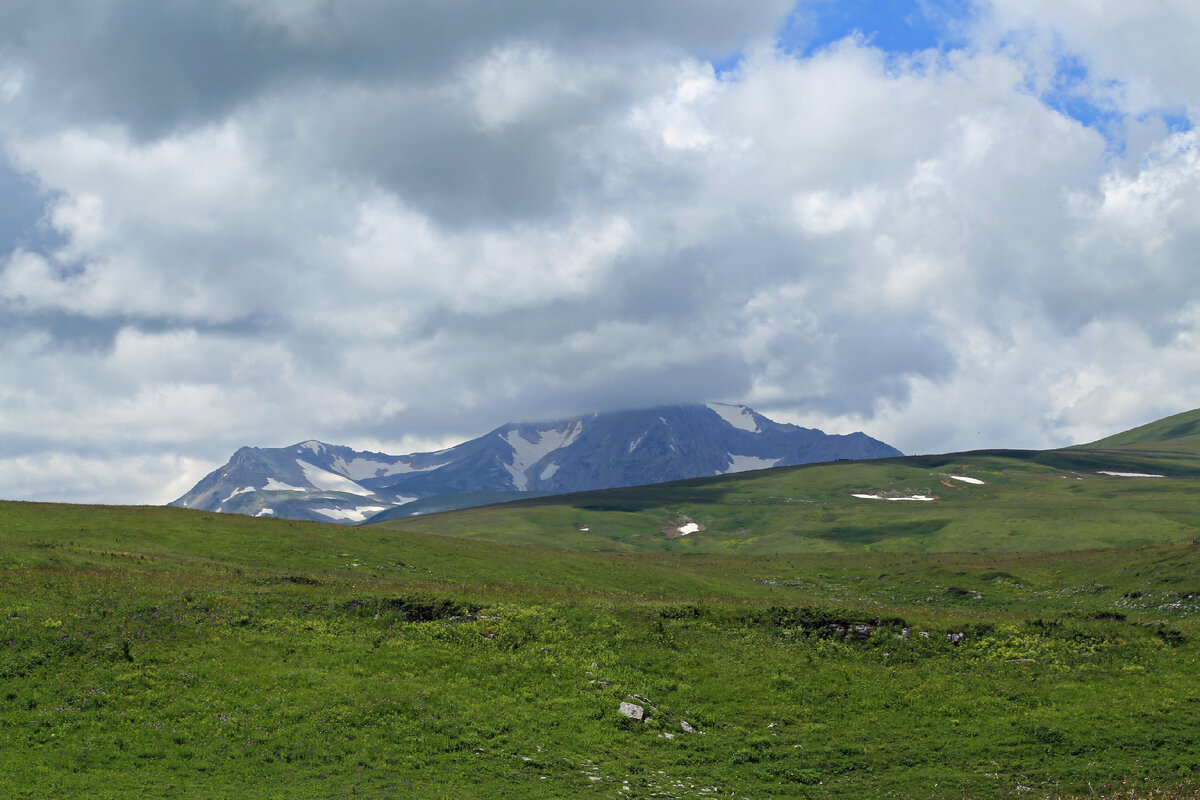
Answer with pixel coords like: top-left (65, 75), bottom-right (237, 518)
top-left (170, 403), bottom-right (902, 524)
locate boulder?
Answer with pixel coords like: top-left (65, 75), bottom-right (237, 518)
top-left (619, 702), bottom-right (645, 721)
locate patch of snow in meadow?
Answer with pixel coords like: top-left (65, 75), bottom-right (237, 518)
top-left (677, 522), bottom-right (700, 535)
top-left (312, 506), bottom-right (387, 522)
top-left (1098, 471), bottom-right (1164, 478)
top-left (706, 402), bottom-right (759, 433)
top-left (255, 508), bottom-right (274, 516)
top-left (723, 453), bottom-right (781, 474)
top-left (297, 460), bottom-right (375, 496)
top-left (264, 478), bottom-right (307, 491)
top-left (852, 493), bottom-right (936, 501)
top-left (502, 421), bottom-right (584, 490)
top-left (949, 475), bottom-right (985, 485)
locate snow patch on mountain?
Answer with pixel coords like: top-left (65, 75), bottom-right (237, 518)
top-left (706, 402), bottom-right (760, 433)
top-left (297, 460), bottom-right (375, 497)
top-left (332, 455), bottom-right (439, 480)
top-left (502, 421), bottom-right (584, 490)
top-left (264, 478), bottom-right (307, 492)
top-left (312, 506), bottom-right (388, 522)
top-left (540, 462), bottom-right (560, 480)
top-left (223, 486), bottom-right (256, 503)
top-left (724, 454), bottom-right (781, 474)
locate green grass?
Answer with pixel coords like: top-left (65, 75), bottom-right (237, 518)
top-left (376, 452), bottom-right (1200, 554)
top-left (7, 411), bottom-right (1200, 797)
top-left (1078, 407), bottom-right (1200, 450)
top-left (4, 500), bottom-right (1200, 798)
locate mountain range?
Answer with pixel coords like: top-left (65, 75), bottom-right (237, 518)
top-left (170, 402), bottom-right (902, 523)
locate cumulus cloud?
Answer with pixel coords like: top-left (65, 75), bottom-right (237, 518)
top-left (2, 0), bottom-right (1200, 504)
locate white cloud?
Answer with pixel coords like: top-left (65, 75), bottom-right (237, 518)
top-left (986, 0), bottom-right (1200, 114)
top-left (0, 451), bottom-right (213, 505)
top-left (4, 3), bottom-right (1200, 504)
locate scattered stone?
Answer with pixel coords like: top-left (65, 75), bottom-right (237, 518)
top-left (947, 632), bottom-right (966, 644)
top-left (619, 702), bottom-right (645, 721)
top-left (896, 627), bottom-right (911, 639)
top-left (681, 721), bottom-right (696, 733)
top-left (850, 624), bottom-right (874, 639)
top-left (919, 631), bottom-right (931, 639)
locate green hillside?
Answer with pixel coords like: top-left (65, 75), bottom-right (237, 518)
top-left (5, 410), bottom-right (1200, 798)
top-left (1077, 407), bottom-right (1200, 453)
top-left (373, 430), bottom-right (1200, 555)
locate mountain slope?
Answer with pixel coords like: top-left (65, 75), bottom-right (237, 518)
top-left (374, 407), bottom-right (1200, 555)
top-left (170, 403), bottom-right (902, 523)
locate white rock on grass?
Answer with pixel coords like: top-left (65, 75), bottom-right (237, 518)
top-left (619, 702), bottom-right (645, 721)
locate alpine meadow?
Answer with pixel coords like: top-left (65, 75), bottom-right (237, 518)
top-left (5, 410), bottom-right (1200, 799)
top-left (9, 3), bottom-right (1200, 798)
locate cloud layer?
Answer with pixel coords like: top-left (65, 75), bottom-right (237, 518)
top-left (3, 1), bottom-right (1200, 503)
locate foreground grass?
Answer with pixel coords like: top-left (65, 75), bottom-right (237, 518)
top-left (3, 502), bottom-right (1200, 798)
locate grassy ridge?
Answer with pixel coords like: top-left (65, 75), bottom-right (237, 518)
top-left (1078, 407), bottom-right (1200, 450)
top-left (377, 452), bottom-right (1200, 554)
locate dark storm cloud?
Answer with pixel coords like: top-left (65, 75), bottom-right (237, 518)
top-left (0, 0), bottom-right (791, 135)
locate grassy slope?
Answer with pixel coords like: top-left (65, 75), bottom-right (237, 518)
top-left (6, 411), bottom-right (1200, 798)
top-left (376, 450), bottom-right (1200, 555)
top-left (3, 501), bottom-right (1200, 799)
top-left (1078, 407), bottom-right (1200, 450)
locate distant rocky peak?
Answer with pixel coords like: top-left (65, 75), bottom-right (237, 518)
top-left (169, 402), bottom-right (902, 524)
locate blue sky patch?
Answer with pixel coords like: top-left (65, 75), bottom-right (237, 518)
top-left (778, 0), bottom-right (975, 57)
top-left (1038, 54), bottom-right (1193, 155)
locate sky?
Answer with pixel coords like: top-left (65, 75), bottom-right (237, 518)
top-left (3, 0), bottom-right (1200, 505)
